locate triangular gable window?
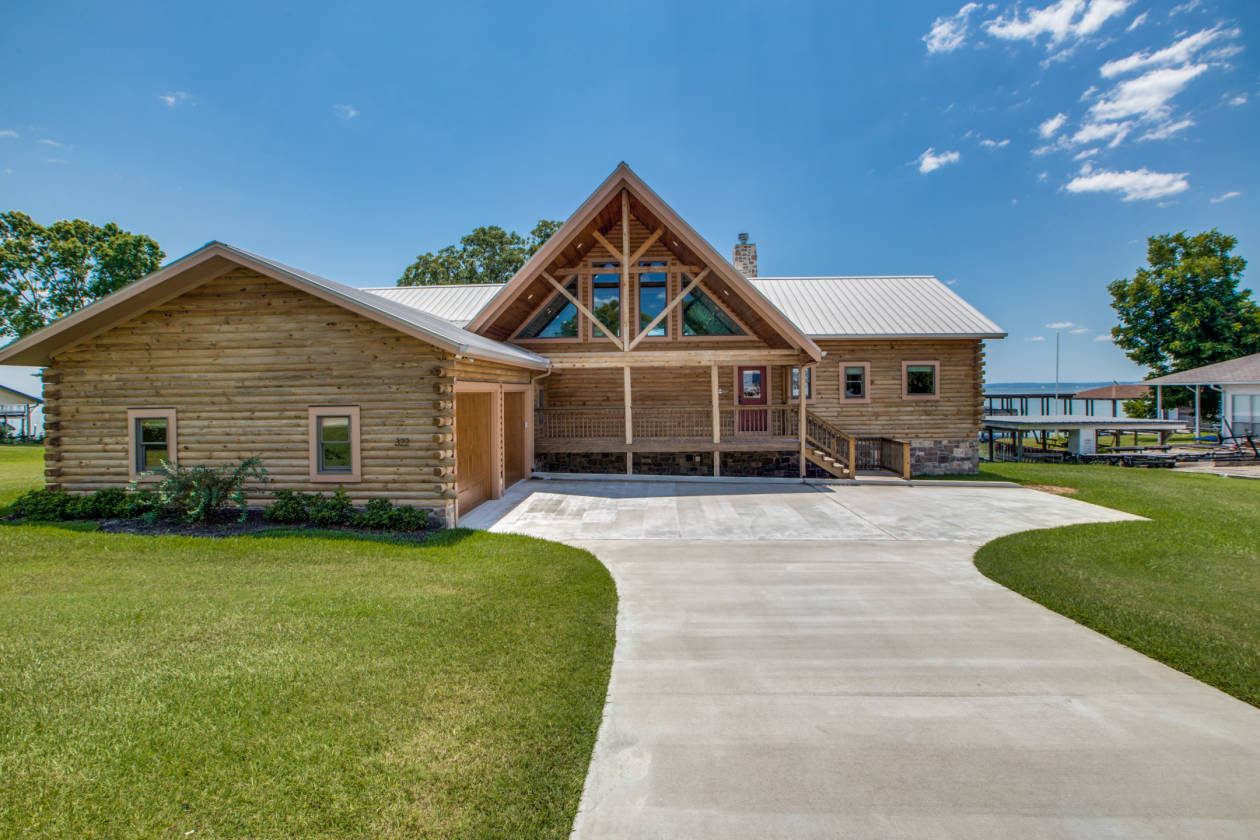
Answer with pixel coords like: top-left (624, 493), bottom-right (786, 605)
top-left (682, 284), bottom-right (744, 336)
top-left (518, 276), bottom-right (579, 338)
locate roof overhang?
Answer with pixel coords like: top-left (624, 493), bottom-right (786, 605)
top-left (0, 242), bottom-right (549, 370)
top-left (809, 332), bottom-right (1007, 340)
top-left (468, 163), bottom-right (823, 361)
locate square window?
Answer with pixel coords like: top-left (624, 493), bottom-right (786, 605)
top-left (844, 365), bottom-right (867, 400)
top-left (127, 408), bottom-right (177, 478)
top-left (904, 362), bottom-right (938, 398)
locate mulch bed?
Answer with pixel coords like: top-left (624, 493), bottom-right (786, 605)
top-left (86, 509), bottom-right (443, 541)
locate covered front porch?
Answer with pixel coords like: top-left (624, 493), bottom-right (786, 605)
top-left (532, 353), bottom-right (911, 478)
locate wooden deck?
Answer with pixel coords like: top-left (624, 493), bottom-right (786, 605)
top-left (534, 436), bottom-right (801, 454)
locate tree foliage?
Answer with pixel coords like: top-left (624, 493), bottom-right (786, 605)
top-left (1108, 230), bottom-right (1258, 416)
top-left (398, 219), bottom-right (562, 286)
top-left (0, 211), bottom-right (164, 340)
top-left (1109, 230), bottom-right (1258, 374)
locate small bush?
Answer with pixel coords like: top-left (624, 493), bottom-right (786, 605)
top-left (86, 488), bottom-right (130, 519)
top-left (119, 489), bottom-right (160, 520)
top-left (11, 488), bottom-right (72, 520)
top-left (263, 489), bottom-right (315, 524)
top-left (142, 457), bottom-right (268, 523)
top-left (355, 496), bottom-right (429, 531)
top-left (307, 488), bottom-right (354, 526)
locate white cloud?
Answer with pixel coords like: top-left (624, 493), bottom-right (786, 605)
top-left (916, 147), bottom-right (961, 173)
top-left (39, 138), bottom-right (69, 149)
top-left (0, 129), bottom-right (17, 139)
top-left (1099, 26), bottom-right (1239, 78)
top-left (1074, 147), bottom-right (1101, 159)
top-left (1080, 85), bottom-right (1099, 101)
top-left (1210, 191), bottom-right (1241, 203)
top-left (1071, 119), bottom-right (1133, 147)
top-left (158, 91), bottom-right (189, 107)
top-left (1064, 163), bottom-right (1189, 200)
top-left (1093, 333), bottom-right (1113, 342)
top-left (1170, 0), bottom-right (1201, 15)
top-left (1070, 327), bottom-right (1091, 333)
top-left (924, 2), bottom-right (982, 53)
top-left (1126, 11), bottom-right (1148, 31)
top-left (1037, 171), bottom-right (1050, 181)
top-left (1228, 93), bottom-right (1247, 106)
top-left (332, 104), bottom-right (359, 119)
top-left (1089, 63), bottom-right (1208, 123)
top-left (980, 137), bottom-right (1011, 148)
top-left (1027, 335), bottom-right (1047, 341)
top-left (1046, 321), bottom-right (1075, 328)
top-left (1138, 118), bottom-right (1194, 141)
top-left (1039, 112), bottom-right (1069, 137)
top-left (985, 0), bottom-right (1132, 48)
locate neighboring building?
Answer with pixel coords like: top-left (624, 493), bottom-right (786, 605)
top-left (0, 384), bottom-right (42, 439)
top-left (0, 163), bottom-right (1004, 523)
top-left (1071, 384), bottom-right (1150, 401)
top-left (1145, 353), bottom-right (1260, 438)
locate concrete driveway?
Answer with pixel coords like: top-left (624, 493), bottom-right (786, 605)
top-left (463, 479), bottom-right (1260, 839)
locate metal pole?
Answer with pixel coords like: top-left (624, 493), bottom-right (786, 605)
top-left (1054, 332), bottom-right (1060, 402)
top-left (1156, 385), bottom-right (1162, 419)
top-left (1194, 385), bottom-right (1200, 440)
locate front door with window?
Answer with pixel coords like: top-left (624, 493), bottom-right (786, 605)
top-left (737, 366), bottom-right (768, 433)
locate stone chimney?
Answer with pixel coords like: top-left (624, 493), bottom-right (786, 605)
top-left (732, 232), bottom-right (757, 277)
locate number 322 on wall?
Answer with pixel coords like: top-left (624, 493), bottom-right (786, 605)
top-left (394, 437), bottom-right (410, 448)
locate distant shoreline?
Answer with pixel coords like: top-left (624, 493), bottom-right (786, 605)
top-left (985, 381), bottom-right (1139, 395)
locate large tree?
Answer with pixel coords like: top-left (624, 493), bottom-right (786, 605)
top-left (0, 211), bottom-right (164, 340)
top-left (1109, 229), bottom-right (1259, 415)
top-left (398, 219), bottom-right (562, 286)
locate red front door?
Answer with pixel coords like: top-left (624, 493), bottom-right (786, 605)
top-left (737, 366), bottom-right (768, 433)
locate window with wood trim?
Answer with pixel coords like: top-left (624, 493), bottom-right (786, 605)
top-left (518, 276), bottom-right (579, 338)
top-left (842, 362), bottom-right (870, 402)
top-left (681, 280), bottom-right (744, 336)
top-left (308, 406), bottom-right (362, 482)
top-left (787, 366), bottom-right (813, 401)
top-left (637, 261), bottom-right (668, 337)
top-left (127, 408), bottom-right (177, 477)
top-left (591, 262), bottom-right (621, 337)
top-left (903, 361), bottom-right (939, 399)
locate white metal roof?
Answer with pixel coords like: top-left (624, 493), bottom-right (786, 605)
top-left (363, 275), bottom-right (1005, 339)
top-left (1144, 353), bottom-right (1260, 386)
top-left (748, 276), bottom-right (1005, 339)
top-left (363, 284), bottom-right (501, 327)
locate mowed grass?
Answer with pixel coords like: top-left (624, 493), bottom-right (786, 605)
top-left (0, 443), bottom-right (44, 510)
top-left (949, 463), bottom-right (1259, 707)
top-left (0, 449), bottom-right (617, 838)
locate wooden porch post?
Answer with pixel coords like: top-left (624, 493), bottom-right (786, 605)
top-left (798, 363), bottom-right (811, 478)
top-left (710, 364), bottom-right (720, 444)
top-left (623, 365), bottom-right (632, 445)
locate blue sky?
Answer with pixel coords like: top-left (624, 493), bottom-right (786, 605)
top-left (2, 0), bottom-right (1257, 398)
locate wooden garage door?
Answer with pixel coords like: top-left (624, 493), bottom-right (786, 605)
top-left (504, 391), bottom-right (527, 488)
top-left (456, 392), bottom-right (494, 516)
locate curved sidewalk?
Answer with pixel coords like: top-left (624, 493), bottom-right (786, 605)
top-left (469, 480), bottom-right (1260, 839)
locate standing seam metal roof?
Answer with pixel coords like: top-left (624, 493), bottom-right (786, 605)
top-left (362, 276), bottom-right (1006, 339)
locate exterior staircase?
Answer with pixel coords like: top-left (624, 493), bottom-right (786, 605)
top-left (803, 411), bottom-right (856, 478)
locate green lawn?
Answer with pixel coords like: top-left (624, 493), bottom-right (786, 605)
top-left (0, 448), bottom-right (617, 838)
top-left (0, 443), bottom-right (43, 510)
top-left (944, 463), bottom-right (1259, 707)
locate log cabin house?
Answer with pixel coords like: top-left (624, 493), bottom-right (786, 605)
top-left (0, 163), bottom-right (1004, 524)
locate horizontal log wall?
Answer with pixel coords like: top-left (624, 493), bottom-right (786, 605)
top-left (46, 269), bottom-right (465, 513)
top-left (810, 339), bottom-right (985, 438)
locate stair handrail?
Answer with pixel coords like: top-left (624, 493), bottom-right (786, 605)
top-left (804, 410), bottom-right (856, 475)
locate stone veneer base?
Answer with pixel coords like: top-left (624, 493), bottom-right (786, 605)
top-left (909, 438), bottom-right (979, 476)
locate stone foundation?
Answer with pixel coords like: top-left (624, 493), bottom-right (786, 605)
top-left (909, 438), bottom-right (978, 476)
top-left (633, 451), bottom-right (714, 476)
top-left (720, 451), bottom-right (800, 478)
top-left (535, 451), bottom-right (626, 474)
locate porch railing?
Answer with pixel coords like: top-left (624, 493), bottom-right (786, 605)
top-left (804, 411), bottom-right (855, 476)
top-left (718, 405), bottom-right (798, 438)
top-left (536, 407), bottom-right (625, 441)
top-left (632, 407), bottom-right (713, 439)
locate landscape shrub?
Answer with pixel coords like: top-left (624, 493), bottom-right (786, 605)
top-left (307, 488), bottom-right (355, 526)
top-left (10, 488), bottom-right (72, 520)
top-left (355, 497), bottom-right (429, 531)
top-left (262, 489), bottom-right (316, 524)
top-left (119, 489), bottom-right (160, 520)
top-left (142, 457), bottom-right (268, 523)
